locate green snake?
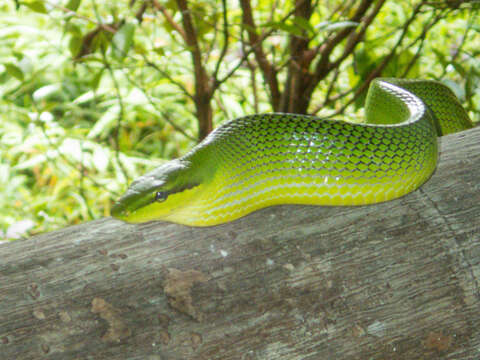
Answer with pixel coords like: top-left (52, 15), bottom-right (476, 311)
top-left (111, 78), bottom-right (473, 226)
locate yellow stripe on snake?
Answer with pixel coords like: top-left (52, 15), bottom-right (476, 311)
top-left (111, 78), bottom-right (473, 226)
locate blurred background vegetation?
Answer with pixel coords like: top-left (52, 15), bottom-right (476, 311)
top-left (0, 0), bottom-right (479, 240)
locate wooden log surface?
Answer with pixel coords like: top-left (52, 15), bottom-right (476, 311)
top-left (1, 126), bottom-right (479, 360)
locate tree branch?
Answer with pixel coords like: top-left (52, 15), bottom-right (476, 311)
top-left (330, 0), bottom-right (387, 71)
top-left (212, 0), bottom-right (230, 88)
top-left (2, 127), bottom-right (480, 359)
top-left (239, 0), bottom-right (281, 110)
top-left (331, 1), bottom-right (426, 116)
top-left (152, 0), bottom-right (187, 42)
top-left (168, 0), bottom-right (214, 140)
top-left (280, 0), bottom-right (315, 112)
top-left (313, 0), bottom-right (373, 81)
top-left (124, 73), bottom-right (196, 141)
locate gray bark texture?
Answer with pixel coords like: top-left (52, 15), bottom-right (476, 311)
top-left (1, 126), bottom-right (479, 360)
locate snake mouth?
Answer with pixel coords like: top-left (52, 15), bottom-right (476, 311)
top-left (111, 188), bottom-right (148, 220)
top-left (110, 198), bottom-right (135, 221)
top-left (110, 201), bottom-right (125, 219)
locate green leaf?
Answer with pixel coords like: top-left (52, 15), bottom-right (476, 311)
top-left (91, 29), bottom-right (112, 55)
top-left (293, 17), bottom-right (315, 36)
top-left (32, 84), bottom-right (62, 102)
top-left (432, 48), bottom-right (448, 68)
top-left (90, 69), bottom-right (103, 90)
top-left (4, 63), bottom-right (24, 80)
top-left (262, 21), bottom-right (304, 37)
top-left (14, 154), bottom-right (49, 170)
top-left (64, 22), bottom-right (82, 37)
top-left (69, 34), bottom-right (82, 57)
top-left (23, 0), bottom-right (48, 14)
top-left (318, 21), bottom-right (359, 32)
top-left (112, 22), bottom-right (135, 60)
top-left (450, 60), bottom-right (467, 78)
top-left (65, 0), bottom-right (82, 11)
top-left (87, 105), bottom-right (120, 139)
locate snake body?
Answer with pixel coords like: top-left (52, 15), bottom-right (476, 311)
top-left (112, 78), bottom-right (473, 226)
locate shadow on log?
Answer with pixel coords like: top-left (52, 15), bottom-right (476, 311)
top-left (1, 127), bottom-right (480, 360)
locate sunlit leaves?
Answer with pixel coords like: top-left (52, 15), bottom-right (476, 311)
top-left (22, 0), bottom-right (47, 14)
top-left (112, 22), bottom-right (135, 60)
top-left (317, 20), bottom-right (359, 32)
top-left (65, 0), bottom-right (82, 12)
top-left (0, 0), bottom-right (479, 240)
top-left (69, 34), bottom-right (83, 58)
top-left (4, 63), bottom-right (24, 80)
top-left (87, 105), bottom-right (120, 139)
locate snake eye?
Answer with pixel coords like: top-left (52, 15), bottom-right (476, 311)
top-left (155, 191), bottom-right (168, 202)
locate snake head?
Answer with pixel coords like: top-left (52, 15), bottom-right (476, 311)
top-left (111, 159), bottom-right (202, 223)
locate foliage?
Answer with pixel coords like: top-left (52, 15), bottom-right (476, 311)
top-left (0, 0), bottom-right (479, 240)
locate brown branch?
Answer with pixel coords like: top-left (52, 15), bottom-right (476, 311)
top-left (216, 1), bottom-right (307, 88)
top-left (142, 56), bottom-right (194, 101)
top-left (311, 67), bottom-right (342, 115)
top-left (153, 0), bottom-right (214, 140)
top-left (330, 0), bottom-right (387, 71)
top-left (280, 0), bottom-right (315, 112)
top-left (284, 0), bottom-right (378, 113)
top-left (212, 0), bottom-right (230, 87)
top-left (313, 0), bottom-right (372, 80)
top-left (176, 0), bottom-right (213, 140)
top-left (331, 1), bottom-right (426, 116)
top-left (239, 0), bottom-right (281, 110)
top-left (402, 10), bottom-right (444, 77)
top-left (152, 0), bottom-right (187, 41)
top-left (176, 0), bottom-right (208, 87)
top-left (134, 0), bottom-right (148, 23)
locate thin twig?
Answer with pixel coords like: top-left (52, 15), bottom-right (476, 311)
top-left (212, 0), bottom-right (230, 85)
top-left (329, 1), bottom-right (426, 117)
top-left (29, 96), bottom-right (121, 200)
top-left (44, 0), bottom-right (117, 33)
top-left (79, 140), bottom-right (96, 219)
top-left (142, 56), bottom-right (194, 100)
top-left (439, 7), bottom-right (476, 78)
top-left (402, 10), bottom-right (444, 77)
top-left (123, 73), bottom-right (196, 141)
top-left (101, 51), bottom-right (130, 184)
top-left (241, 29), bottom-right (259, 113)
top-left (311, 66), bottom-right (341, 115)
top-left (151, 0), bottom-right (187, 41)
top-left (216, 0), bottom-right (309, 88)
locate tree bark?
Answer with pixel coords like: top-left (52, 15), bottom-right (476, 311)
top-left (1, 127), bottom-right (479, 359)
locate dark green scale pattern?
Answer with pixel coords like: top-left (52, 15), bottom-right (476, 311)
top-left (377, 79), bottom-right (473, 135)
top-left (113, 78), bottom-right (473, 226)
top-left (183, 79), bottom-right (472, 221)
top-left (208, 112), bottom-right (435, 189)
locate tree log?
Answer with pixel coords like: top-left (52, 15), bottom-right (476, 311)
top-left (1, 127), bottom-right (479, 360)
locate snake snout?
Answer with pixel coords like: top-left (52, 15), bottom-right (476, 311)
top-left (111, 200), bottom-right (128, 219)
